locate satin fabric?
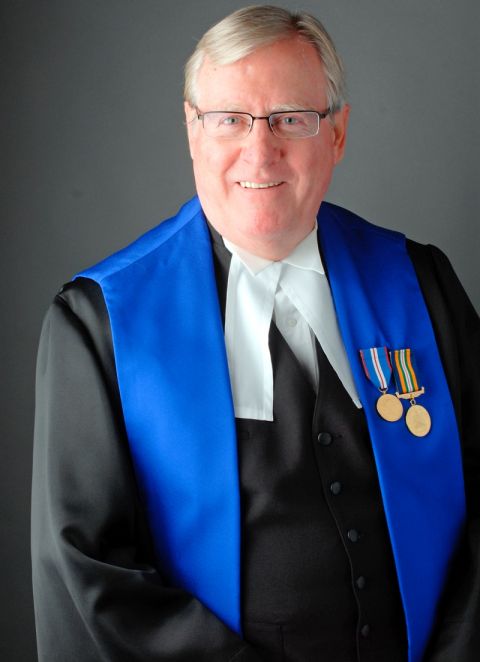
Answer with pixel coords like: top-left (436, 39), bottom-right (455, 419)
top-left (77, 196), bottom-right (465, 660)
top-left (317, 204), bottom-right (466, 661)
top-left (78, 197), bottom-right (242, 633)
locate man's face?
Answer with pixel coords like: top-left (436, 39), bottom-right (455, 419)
top-left (185, 37), bottom-right (349, 259)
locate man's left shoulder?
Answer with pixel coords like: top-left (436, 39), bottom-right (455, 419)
top-left (319, 201), bottom-right (406, 245)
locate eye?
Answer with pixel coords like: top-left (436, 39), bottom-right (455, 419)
top-left (270, 112), bottom-right (306, 129)
top-left (218, 114), bottom-right (248, 127)
top-left (222, 116), bottom-right (240, 125)
top-left (202, 112), bottom-right (251, 138)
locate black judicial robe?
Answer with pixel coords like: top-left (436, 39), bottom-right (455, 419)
top-left (32, 236), bottom-right (480, 661)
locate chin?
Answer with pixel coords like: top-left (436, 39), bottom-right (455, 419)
top-left (240, 211), bottom-right (289, 238)
top-left (236, 218), bottom-right (297, 257)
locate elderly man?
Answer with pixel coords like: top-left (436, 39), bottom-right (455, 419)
top-left (32, 5), bottom-right (479, 662)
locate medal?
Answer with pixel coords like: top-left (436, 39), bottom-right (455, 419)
top-left (405, 403), bottom-right (431, 437)
top-left (359, 347), bottom-right (403, 422)
top-left (392, 348), bottom-right (432, 437)
top-left (376, 392), bottom-right (403, 422)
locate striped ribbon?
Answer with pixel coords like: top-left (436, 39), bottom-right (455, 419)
top-left (392, 348), bottom-right (420, 394)
top-left (359, 347), bottom-right (393, 391)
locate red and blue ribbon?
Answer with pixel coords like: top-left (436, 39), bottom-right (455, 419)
top-left (359, 346), bottom-right (393, 391)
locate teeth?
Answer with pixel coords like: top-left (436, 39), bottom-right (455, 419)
top-left (239, 181), bottom-right (282, 189)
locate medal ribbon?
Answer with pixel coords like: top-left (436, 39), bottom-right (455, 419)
top-left (392, 348), bottom-right (421, 395)
top-left (359, 346), bottom-right (393, 391)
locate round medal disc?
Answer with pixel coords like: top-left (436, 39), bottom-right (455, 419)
top-left (405, 404), bottom-right (431, 437)
top-left (376, 393), bottom-right (403, 422)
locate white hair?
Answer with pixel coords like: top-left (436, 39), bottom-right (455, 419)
top-left (184, 5), bottom-right (346, 112)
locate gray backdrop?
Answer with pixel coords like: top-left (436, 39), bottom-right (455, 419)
top-left (2, 1), bottom-right (478, 659)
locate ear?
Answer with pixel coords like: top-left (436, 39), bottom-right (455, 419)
top-left (331, 104), bottom-right (350, 165)
top-left (184, 102), bottom-right (197, 160)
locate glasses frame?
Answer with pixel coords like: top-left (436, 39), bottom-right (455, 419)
top-left (195, 109), bottom-right (331, 139)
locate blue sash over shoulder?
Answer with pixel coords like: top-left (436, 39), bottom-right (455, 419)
top-left (77, 197), bottom-right (465, 662)
top-left (317, 203), bottom-right (465, 662)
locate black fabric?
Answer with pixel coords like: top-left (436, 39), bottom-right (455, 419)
top-left (212, 233), bottom-right (406, 662)
top-left (32, 278), bottom-right (262, 662)
top-left (236, 328), bottom-right (408, 662)
top-left (409, 244), bottom-right (480, 661)
top-left (32, 231), bottom-right (480, 661)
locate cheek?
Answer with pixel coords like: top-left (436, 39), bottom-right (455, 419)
top-left (192, 148), bottom-right (234, 205)
top-left (192, 152), bottom-right (239, 231)
top-left (306, 142), bottom-right (335, 181)
top-left (295, 152), bottom-right (327, 186)
top-left (194, 140), bottom-right (236, 174)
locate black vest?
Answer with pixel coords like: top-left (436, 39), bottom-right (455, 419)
top-left (211, 230), bottom-right (408, 662)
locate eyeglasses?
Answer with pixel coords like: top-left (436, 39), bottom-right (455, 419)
top-left (195, 109), bottom-right (330, 140)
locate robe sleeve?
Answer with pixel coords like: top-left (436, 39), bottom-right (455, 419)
top-left (408, 243), bottom-right (480, 661)
top-left (31, 278), bottom-right (262, 662)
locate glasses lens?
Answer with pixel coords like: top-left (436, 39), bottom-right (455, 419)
top-left (202, 112), bottom-right (252, 139)
top-left (269, 111), bottom-right (319, 138)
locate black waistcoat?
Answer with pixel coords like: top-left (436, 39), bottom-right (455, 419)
top-left (210, 229), bottom-right (408, 662)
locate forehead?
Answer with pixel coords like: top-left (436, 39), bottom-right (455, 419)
top-left (195, 37), bottom-right (328, 110)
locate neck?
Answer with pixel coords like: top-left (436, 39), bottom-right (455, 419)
top-left (216, 228), bottom-right (316, 262)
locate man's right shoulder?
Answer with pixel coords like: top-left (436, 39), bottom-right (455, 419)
top-left (76, 196), bottom-right (203, 285)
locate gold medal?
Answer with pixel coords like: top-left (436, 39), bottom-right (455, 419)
top-left (376, 392), bottom-right (403, 422)
top-left (359, 347), bottom-right (403, 423)
top-left (405, 404), bottom-right (431, 437)
top-left (392, 348), bottom-right (432, 437)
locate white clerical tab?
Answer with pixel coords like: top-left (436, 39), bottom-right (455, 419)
top-left (224, 252), bottom-right (281, 420)
top-left (223, 226), bottom-right (361, 421)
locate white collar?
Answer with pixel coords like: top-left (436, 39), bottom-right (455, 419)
top-left (222, 223), bottom-right (361, 421)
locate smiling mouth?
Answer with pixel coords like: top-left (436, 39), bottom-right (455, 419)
top-left (239, 181), bottom-right (283, 189)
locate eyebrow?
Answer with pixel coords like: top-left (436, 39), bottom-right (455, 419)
top-left (269, 103), bottom-right (313, 112)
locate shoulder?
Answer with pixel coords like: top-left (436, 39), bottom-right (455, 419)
top-left (56, 277), bottom-right (108, 326)
top-left (42, 196), bottom-right (205, 369)
top-left (40, 277), bottom-right (117, 390)
top-left (77, 197), bottom-right (203, 285)
top-left (320, 201), bottom-right (405, 245)
top-left (406, 239), bottom-right (472, 310)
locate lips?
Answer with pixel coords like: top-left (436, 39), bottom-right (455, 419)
top-left (239, 181), bottom-right (283, 189)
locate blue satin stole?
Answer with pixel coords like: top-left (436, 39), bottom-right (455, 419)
top-left (77, 196), bottom-right (465, 662)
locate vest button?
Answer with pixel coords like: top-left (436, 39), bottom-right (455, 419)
top-left (356, 576), bottom-right (366, 589)
top-left (347, 529), bottom-right (360, 542)
top-left (330, 481), bottom-right (342, 495)
top-left (360, 624), bottom-right (370, 638)
top-left (317, 432), bottom-right (332, 446)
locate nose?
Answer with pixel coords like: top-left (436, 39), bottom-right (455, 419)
top-left (241, 117), bottom-right (281, 168)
